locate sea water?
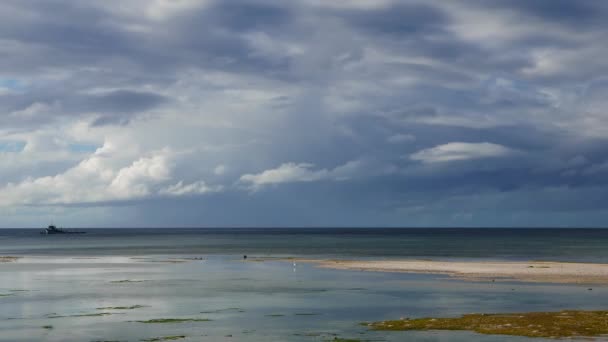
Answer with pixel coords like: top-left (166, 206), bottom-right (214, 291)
top-left (1, 228), bottom-right (608, 341)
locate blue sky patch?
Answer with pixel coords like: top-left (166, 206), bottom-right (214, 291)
top-left (0, 141), bottom-right (26, 153)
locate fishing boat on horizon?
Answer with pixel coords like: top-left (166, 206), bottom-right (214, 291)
top-left (41, 225), bottom-right (86, 235)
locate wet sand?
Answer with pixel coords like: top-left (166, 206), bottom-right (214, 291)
top-left (287, 259), bottom-right (608, 284)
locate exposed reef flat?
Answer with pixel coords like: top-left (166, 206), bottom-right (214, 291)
top-left (367, 310), bottom-right (608, 339)
top-left (284, 259), bottom-right (608, 284)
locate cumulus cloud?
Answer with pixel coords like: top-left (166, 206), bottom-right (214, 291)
top-left (0, 145), bottom-right (217, 206)
top-left (410, 142), bottom-right (514, 163)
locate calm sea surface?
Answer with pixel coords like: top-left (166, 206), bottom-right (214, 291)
top-left (2, 228), bottom-right (608, 261)
top-left (1, 228), bottom-right (608, 341)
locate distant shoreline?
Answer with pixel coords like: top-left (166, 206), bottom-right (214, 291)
top-left (283, 258), bottom-right (608, 284)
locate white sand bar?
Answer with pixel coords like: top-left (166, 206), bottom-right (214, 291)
top-left (294, 259), bottom-right (608, 284)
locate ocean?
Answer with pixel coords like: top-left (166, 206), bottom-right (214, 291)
top-left (1, 228), bottom-right (608, 341)
top-left (2, 228), bottom-right (608, 261)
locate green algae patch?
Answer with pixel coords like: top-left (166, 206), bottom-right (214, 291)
top-left (366, 310), bottom-right (608, 338)
top-left (97, 305), bottom-right (147, 310)
top-left (110, 280), bottom-right (147, 284)
top-left (48, 312), bottom-right (114, 318)
top-left (140, 336), bottom-right (186, 342)
top-left (142, 259), bottom-right (188, 264)
top-left (200, 307), bottom-right (244, 314)
top-left (135, 318), bottom-right (211, 324)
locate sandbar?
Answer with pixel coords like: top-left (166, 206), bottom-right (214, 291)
top-left (288, 259), bottom-right (608, 284)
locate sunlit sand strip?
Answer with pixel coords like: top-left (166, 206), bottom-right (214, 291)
top-left (289, 259), bottom-right (608, 284)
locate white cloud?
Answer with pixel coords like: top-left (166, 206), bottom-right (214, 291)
top-left (160, 180), bottom-right (220, 196)
top-left (0, 145), bottom-right (217, 206)
top-left (238, 159), bottom-right (380, 190)
top-left (239, 162), bottom-right (327, 190)
top-left (213, 164), bottom-right (227, 175)
top-left (146, 0), bottom-right (210, 20)
top-left (100, 0), bottom-right (211, 21)
top-left (108, 151), bottom-right (172, 198)
top-left (410, 142), bottom-right (514, 163)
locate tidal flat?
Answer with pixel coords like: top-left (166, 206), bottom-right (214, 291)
top-left (2, 254), bottom-right (608, 341)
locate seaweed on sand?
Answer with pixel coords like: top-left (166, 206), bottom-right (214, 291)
top-left (140, 336), bottom-right (186, 342)
top-left (96, 305), bottom-right (147, 310)
top-left (134, 318), bottom-right (211, 323)
top-left (200, 307), bottom-right (244, 314)
top-left (110, 280), bottom-right (147, 284)
top-left (366, 310), bottom-right (608, 338)
top-left (47, 312), bottom-right (114, 318)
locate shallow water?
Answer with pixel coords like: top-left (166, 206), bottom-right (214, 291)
top-left (2, 255), bottom-right (608, 341)
top-left (3, 229), bottom-right (608, 341)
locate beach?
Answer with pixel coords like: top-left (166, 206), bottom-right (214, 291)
top-left (289, 259), bottom-right (608, 284)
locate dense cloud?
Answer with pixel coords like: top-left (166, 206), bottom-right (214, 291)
top-left (1, 0), bottom-right (608, 227)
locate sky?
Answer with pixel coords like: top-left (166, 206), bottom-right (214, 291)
top-left (1, 0), bottom-right (608, 228)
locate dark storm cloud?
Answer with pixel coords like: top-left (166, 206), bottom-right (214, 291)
top-left (0, 87), bottom-right (169, 128)
top-left (85, 90), bottom-right (169, 114)
top-left (336, 3), bottom-right (449, 36)
top-left (207, 1), bottom-right (293, 31)
top-left (476, 0), bottom-right (608, 28)
top-left (0, 1), bottom-right (137, 73)
top-left (0, 0), bottom-right (295, 77)
top-left (86, 90), bottom-right (169, 126)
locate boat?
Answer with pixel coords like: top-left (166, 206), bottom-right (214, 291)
top-left (41, 225), bottom-right (86, 235)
